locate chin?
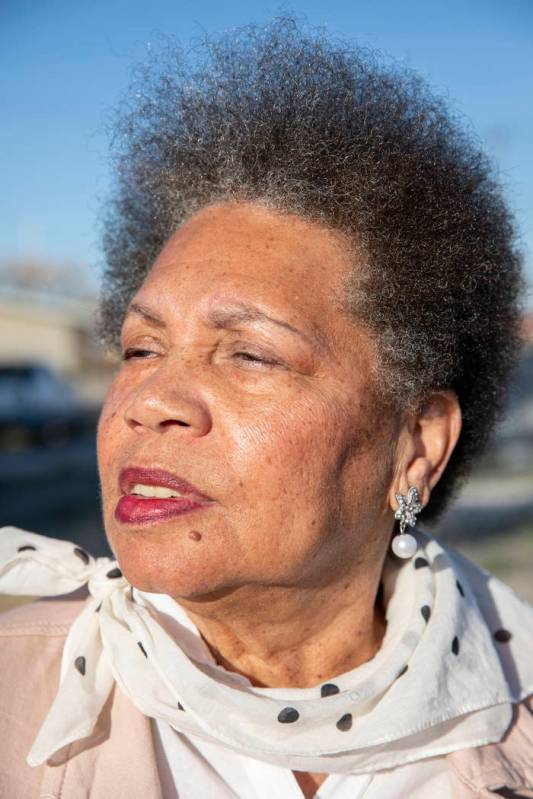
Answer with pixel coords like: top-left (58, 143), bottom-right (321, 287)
top-left (120, 561), bottom-right (232, 600)
top-left (105, 529), bottom-right (232, 599)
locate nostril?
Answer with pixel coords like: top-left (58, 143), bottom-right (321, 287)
top-left (123, 392), bottom-right (211, 435)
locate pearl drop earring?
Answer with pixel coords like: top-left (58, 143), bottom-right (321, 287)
top-left (391, 486), bottom-right (422, 559)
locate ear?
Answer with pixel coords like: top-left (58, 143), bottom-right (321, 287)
top-left (389, 390), bottom-right (462, 511)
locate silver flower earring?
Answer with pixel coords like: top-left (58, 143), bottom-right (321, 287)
top-left (391, 486), bottom-right (422, 559)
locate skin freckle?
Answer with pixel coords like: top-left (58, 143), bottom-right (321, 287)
top-left (188, 530), bottom-right (203, 542)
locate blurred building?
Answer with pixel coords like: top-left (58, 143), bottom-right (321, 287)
top-left (0, 261), bottom-right (117, 405)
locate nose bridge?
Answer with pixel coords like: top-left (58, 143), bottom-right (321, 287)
top-left (124, 352), bottom-right (212, 435)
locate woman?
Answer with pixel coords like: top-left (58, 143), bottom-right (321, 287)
top-left (1, 18), bottom-right (532, 799)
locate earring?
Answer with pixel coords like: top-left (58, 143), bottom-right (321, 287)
top-left (391, 486), bottom-right (422, 559)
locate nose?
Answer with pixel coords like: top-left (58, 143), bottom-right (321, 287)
top-left (123, 360), bottom-right (212, 437)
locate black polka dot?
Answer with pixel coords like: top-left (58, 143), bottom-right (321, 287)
top-left (17, 545), bottom-right (36, 552)
top-left (336, 713), bottom-right (352, 731)
top-left (456, 580), bottom-right (465, 597)
top-left (138, 641), bottom-right (148, 658)
top-left (95, 602), bottom-right (102, 613)
top-left (178, 701), bottom-right (185, 711)
top-left (73, 547), bottom-right (90, 564)
top-left (452, 636), bottom-right (460, 655)
top-left (494, 629), bottom-right (512, 643)
top-left (397, 665), bottom-right (408, 678)
top-left (421, 605), bottom-right (431, 622)
top-left (74, 656), bottom-right (86, 675)
top-left (414, 557), bottom-right (429, 569)
top-left (321, 683), bottom-right (340, 697)
top-left (277, 706), bottom-right (299, 723)
top-left (492, 787), bottom-right (524, 799)
top-left (106, 567), bottom-right (122, 579)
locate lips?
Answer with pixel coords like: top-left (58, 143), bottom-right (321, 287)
top-left (119, 466), bottom-right (213, 502)
top-left (115, 466), bottom-right (214, 525)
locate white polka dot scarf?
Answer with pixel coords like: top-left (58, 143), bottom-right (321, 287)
top-left (1, 525), bottom-right (532, 774)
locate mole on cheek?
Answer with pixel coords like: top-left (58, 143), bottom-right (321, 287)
top-left (188, 530), bottom-right (202, 542)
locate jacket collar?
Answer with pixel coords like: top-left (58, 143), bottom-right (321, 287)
top-left (446, 696), bottom-right (533, 798)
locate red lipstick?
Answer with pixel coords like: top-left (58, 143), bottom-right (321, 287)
top-left (115, 466), bottom-right (214, 525)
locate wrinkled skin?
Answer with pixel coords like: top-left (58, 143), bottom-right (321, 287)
top-left (98, 204), bottom-right (398, 593)
top-left (97, 202), bottom-right (461, 798)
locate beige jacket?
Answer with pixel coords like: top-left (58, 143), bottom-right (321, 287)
top-left (1, 595), bottom-right (532, 799)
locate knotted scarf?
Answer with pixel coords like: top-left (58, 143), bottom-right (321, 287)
top-left (1, 525), bottom-right (532, 773)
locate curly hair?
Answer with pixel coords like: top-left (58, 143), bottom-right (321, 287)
top-left (95, 17), bottom-right (526, 523)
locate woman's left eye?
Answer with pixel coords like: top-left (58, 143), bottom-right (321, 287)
top-left (233, 352), bottom-right (279, 368)
top-left (121, 348), bottom-right (156, 361)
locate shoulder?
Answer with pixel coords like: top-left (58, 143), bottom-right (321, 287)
top-left (0, 591), bottom-right (88, 712)
top-left (431, 538), bottom-right (533, 793)
top-left (0, 591), bottom-right (87, 701)
top-left (429, 534), bottom-right (533, 704)
top-left (0, 588), bottom-right (88, 637)
top-left (0, 591), bottom-right (89, 794)
top-left (446, 694), bottom-right (533, 797)
top-left (0, 590), bottom-right (88, 704)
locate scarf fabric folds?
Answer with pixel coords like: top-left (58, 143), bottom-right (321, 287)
top-left (1, 524), bottom-right (532, 774)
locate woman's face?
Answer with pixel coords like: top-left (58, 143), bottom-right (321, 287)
top-left (97, 202), bottom-right (400, 598)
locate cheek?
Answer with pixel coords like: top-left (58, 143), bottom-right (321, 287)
top-left (234, 384), bottom-right (391, 541)
top-left (228, 388), bottom-right (355, 522)
top-left (334, 399), bottom-right (397, 540)
top-left (215, 390), bottom-right (381, 584)
top-left (96, 381), bottom-right (127, 482)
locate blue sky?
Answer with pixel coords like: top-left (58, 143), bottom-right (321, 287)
top-left (1, 0), bottom-right (532, 303)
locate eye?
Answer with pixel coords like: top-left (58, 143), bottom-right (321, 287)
top-left (233, 351), bottom-right (280, 368)
top-left (121, 348), bottom-right (156, 361)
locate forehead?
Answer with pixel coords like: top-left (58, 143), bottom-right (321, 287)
top-left (137, 202), bottom-right (354, 330)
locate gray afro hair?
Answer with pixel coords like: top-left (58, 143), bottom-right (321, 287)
top-left (96, 17), bottom-right (526, 523)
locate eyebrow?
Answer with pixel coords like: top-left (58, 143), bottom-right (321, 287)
top-left (124, 301), bottom-right (328, 352)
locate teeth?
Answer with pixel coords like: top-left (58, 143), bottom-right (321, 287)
top-left (130, 483), bottom-right (186, 499)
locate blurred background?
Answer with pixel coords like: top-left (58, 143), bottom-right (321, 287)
top-left (1, 0), bottom-right (532, 605)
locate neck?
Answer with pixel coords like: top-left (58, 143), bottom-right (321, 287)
top-left (178, 569), bottom-right (387, 689)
